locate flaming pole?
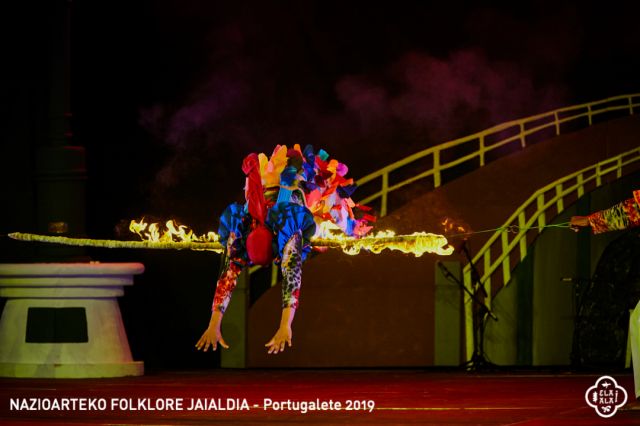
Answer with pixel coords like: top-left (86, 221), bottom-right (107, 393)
top-left (8, 231), bottom-right (453, 257)
top-left (8, 233), bottom-right (224, 252)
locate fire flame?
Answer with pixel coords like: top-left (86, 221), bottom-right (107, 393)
top-left (313, 220), bottom-right (344, 239)
top-left (129, 218), bottom-right (220, 248)
top-left (127, 217), bottom-right (453, 257)
top-left (441, 217), bottom-right (467, 235)
top-left (312, 223), bottom-right (454, 257)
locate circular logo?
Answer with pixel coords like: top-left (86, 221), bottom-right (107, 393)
top-left (584, 376), bottom-right (628, 418)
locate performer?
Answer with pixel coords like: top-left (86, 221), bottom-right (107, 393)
top-left (195, 145), bottom-right (373, 355)
top-left (570, 189), bottom-right (640, 400)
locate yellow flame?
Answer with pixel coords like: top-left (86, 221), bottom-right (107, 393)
top-left (129, 218), bottom-right (219, 245)
top-left (128, 218), bottom-right (452, 257)
top-left (313, 220), bottom-right (343, 239)
top-left (441, 217), bottom-right (467, 234)
top-left (312, 223), bottom-right (453, 257)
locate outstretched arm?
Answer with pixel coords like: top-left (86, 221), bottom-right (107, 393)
top-left (265, 231), bottom-right (302, 354)
top-left (571, 196), bottom-right (640, 233)
top-left (196, 233), bottom-right (244, 352)
top-left (211, 259), bottom-right (243, 314)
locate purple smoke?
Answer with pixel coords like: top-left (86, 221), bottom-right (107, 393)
top-left (336, 49), bottom-right (566, 144)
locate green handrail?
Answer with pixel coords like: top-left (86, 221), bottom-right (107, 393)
top-left (252, 94), bottom-right (640, 287)
top-left (460, 146), bottom-right (640, 362)
top-left (357, 93), bottom-right (640, 217)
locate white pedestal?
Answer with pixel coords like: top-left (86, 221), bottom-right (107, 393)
top-left (0, 263), bottom-right (145, 378)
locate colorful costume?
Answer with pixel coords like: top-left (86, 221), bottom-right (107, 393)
top-left (587, 190), bottom-right (640, 234)
top-left (212, 145), bottom-right (374, 314)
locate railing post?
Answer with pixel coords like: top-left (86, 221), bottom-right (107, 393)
top-left (478, 250), bottom-right (492, 309)
top-left (617, 156), bottom-right (623, 178)
top-left (500, 231), bottom-right (511, 285)
top-left (537, 194), bottom-right (546, 231)
top-left (483, 250), bottom-right (491, 293)
top-left (555, 184), bottom-right (564, 214)
top-left (596, 163), bottom-right (602, 187)
top-left (554, 112), bottom-right (560, 135)
top-left (518, 212), bottom-right (527, 261)
top-left (433, 150), bottom-right (441, 188)
top-left (577, 173), bottom-right (584, 198)
top-left (587, 104), bottom-right (593, 126)
top-left (484, 280), bottom-right (492, 310)
top-left (380, 172), bottom-right (389, 217)
top-left (629, 96), bottom-right (634, 115)
top-left (519, 123), bottom-right (526, 148)
top-left (479, 135), bottom-right (485, 167)
top-left (463, 268), bottom-right (474, 365)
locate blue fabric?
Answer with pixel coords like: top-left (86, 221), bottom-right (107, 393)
top-left (219, 201), bottom-right (315, 265)
top-left (345, 218), bottom-right (356, 236)
top-left (280, 166), bottom-right (298, 186)
top-left (317, 149), bottom-right (329, 161)
top-left (267, 202), bottom-right (316, 262)
top-left (218, 203), bottom-right (247, 241)
top-left (218, 203), bottom-right (250, 261)
top-left (302, 145), bottom-right (317, 183)
top-left (276, 187), bottom-right (293, 204)
top-left (337, 184), bottom-right (357, 198)
top-left (276, 166), bottom-right (299, 204)
top-left (302, 144), bottom-right (315, 162)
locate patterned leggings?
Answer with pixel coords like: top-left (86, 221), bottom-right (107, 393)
top-left (281, 231), bottom-right (303, 309)
top-left (212, 231), bottom-right (303, 313)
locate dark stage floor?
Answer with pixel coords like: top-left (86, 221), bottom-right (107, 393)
top-left (0, 369), bottom-right (638, 425)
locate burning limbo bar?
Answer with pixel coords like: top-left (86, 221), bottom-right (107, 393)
top-left (8, 231), bottom-right (453, 257)
top-left (8, 232), bottom-right (224, 252)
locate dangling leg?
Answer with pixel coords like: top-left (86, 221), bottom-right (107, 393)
top-left (281, 231), bottom-right (303, 310)
top-left (265, 231), bottom-right (303, 354)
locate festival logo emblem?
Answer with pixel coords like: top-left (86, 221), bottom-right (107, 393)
top-left (584, 376), bottom-right (627, 418)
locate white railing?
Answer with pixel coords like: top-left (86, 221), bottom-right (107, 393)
top-left (461, 146), bottom-right (640, 361)
top-left (356, 94), bottom-right (640, 217)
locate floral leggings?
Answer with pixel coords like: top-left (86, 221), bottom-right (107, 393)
top-left (212, 231), bottom-right (303, 313)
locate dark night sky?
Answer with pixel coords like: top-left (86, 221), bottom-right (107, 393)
top-left (2, 2), bottom-right (640, 235)
top-left (63, 1), bottom-right (640, 236)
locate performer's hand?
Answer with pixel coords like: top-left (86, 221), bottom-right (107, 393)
top-left (570, 216), bottom-right (590, 232)
top-left (196, 311), bottom-right (229, 351)
top-left (265, 325), bottom-right (292, 355)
